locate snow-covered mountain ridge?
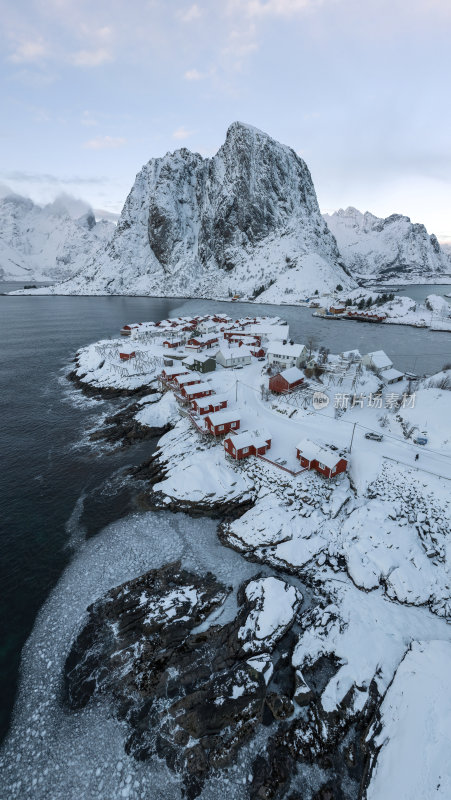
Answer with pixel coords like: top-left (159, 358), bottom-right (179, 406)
top-left (29, 122), bottom-right (354, 299)
top-left (324, 206), bottom-right (451, 284)
top-left (0, 193), bottom-right (115, 282)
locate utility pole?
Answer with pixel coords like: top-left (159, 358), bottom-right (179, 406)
top-left (236, 379), bottom-right (238, 402)
top-left (349, 421), bottom-right (357, 453)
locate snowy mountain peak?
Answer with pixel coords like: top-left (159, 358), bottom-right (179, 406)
top-left (42, 123), bottom-right (353, 298)
top-left (324, 206), bottom-right (451, 281)
top-left (0, 192), bottom-right (115, 282)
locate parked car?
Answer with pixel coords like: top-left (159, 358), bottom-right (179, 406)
top-left (413, 434), bottom-right (428, 445)
top-left (365, 432), bottom-right (383, 441)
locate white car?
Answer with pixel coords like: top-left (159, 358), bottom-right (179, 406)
top-left (365, 432), bottom-right (383, 442)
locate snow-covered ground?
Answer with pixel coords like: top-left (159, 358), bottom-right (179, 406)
top-left (365, 640), bottom-right (451, 800)
top-left (8, 309), bottom-right (450, 798)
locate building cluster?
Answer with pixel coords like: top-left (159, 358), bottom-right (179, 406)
top-left (118, 314), bottom-right (406, 480)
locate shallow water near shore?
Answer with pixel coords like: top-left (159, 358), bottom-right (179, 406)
top-left (1, 286), bottom-right (450, 748)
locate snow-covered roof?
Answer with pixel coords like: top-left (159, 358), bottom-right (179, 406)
top-left (341, 349), bottom-right (362, 360)
top-left (181, 356), bottom-right (196, 366)
top-left (296, 438), bottom-right (344, 469)
top-left (267, 342), bottom-right (306, 357)
top-left (194, 393), bottom-right (228, 410)
top-left (247, 324), bottom-right (290, 341)
top-left (206, 409), bottom-right (241, 425)
top-left (175, 373), bottom-right (202, 386)
top-left (193, 352), bottom-right (217, 363)
top-left (217, 345), bottom-right (252, 358)
top-left (225, 429), bottom-right (271, 450)
top-left (278, 366), bottom-right (304, 383)
top-left (188, 332), bottom-right (219, 343)
top-left (380, 368), bottom-right (404, 382)
top-left (365, 350), bottom-right (393, 369)
top-left (183, 382), bottom-right (213, 395)
top-left (163, 366), bottom-right (189, 376)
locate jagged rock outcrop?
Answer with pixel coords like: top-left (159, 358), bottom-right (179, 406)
top-left (64, 564), bottom-right (302, 798)
top-left (37, 122), bottom-right (353, 299)
top-left (323, 206), bottom-right (451, 283)
top-left (0, 192), bottom-right (114, 282)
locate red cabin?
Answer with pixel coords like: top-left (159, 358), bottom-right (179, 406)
top-left (204, 410), bottom-right (241, 436)
top-left (119, 350), bottom-right (136, 361)
top-left (224, 431), bottom-right (271, 460)
top-left (120, 323), bottom-right (141, 336)
top-left (191, 395), bottom-right (228, 415)
top-left (250, 346), bottom-right (265, 358)
top-left (174, 374), bottom-right (202, 391)
top-left (186, 335), bottom-right (219, 351)
top-left (269, 366), bottom-right (304, 394)
top-left (296, 438), bottom-right (347, 479)
top-left (181, 383), bottom-right (214, 401)
top-left (160, 367), bottom-right (189, 382)
top-left (163, 339), bottom-right (184, 349)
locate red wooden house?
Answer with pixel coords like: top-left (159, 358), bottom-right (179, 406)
top-left (174, 374), bottom-right (202, 392)
top-left (163, 339), bottom-right (184, 349)
top-left (120, 323), bottom-right (141, 336)
top-left (181, 382), bottom-right (215, 401)
top-left (204, 409), bottom-right (241, 436)
top-left (295, 438), bottom-right (347, 479)
top-left (186, 335), bottom-right (219, 351)
top-left (160, 367), bottom-right (189, 382)
top-left (191, 395), bottom-right (228, 415)
top-left (119, 349), bottom-right (136, 361)
top-left (250, 345), bottom-right (265, 358)
top-left (269, 366), bottom-right (304, 394)
top-left (224, 431), bottom-right (271, 460)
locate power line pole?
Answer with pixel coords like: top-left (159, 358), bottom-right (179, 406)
top-left (349, 421), bottom-right (357, 453)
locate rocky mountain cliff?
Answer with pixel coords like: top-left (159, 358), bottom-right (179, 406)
top-left (324, 206), bottom-right (451, 284)
top-left (39, 123), bottom-right (354, 299)
top-left (0, 193), bottom-right (114, 282)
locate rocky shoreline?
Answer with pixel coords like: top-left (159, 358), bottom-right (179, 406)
top-left (64, 560), bottom-right (378, 800)
top-left (59, 346), bottom-right (451, 800)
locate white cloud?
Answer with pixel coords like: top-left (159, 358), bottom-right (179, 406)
top-left (184, 68), bottom-right (204, 80)
top-left (71, 48), bottom-right (113, 67)
top-left (83, 136), bottom-right (126, 150)
top-left (236, 0), bottom-right (324, 17)
top-left (172, 127), bottom-right (194, 140)
top-left (8, 39), bottom-right (48, 64)
top-left (177, 4), bottom-right (202, 22)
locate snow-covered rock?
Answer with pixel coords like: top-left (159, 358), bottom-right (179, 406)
top-left (29, 123), bottom-right (354, 298)
top-left (0, 192), bottom-right (114, 282)
top-left (238, 576), bottom-right (302, 653)
top-left (324, 206), bottom-right (451, 283)
top-left (365, 640), bottom-right (451, 800)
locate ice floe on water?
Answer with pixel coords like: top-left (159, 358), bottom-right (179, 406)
top-left (0, 510), bottom-right (267, 800)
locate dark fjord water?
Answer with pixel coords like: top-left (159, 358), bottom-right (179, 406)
top-left (1, 289), bottom-right (450, 744)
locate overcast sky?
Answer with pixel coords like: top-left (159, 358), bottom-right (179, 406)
top-left (1, 0), bottom-right (450, 239)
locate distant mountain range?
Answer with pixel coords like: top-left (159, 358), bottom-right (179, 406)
top-left (323, 207), bottom-right (451, 284)
top-left (0, 193), bottom-right (115, 282)
top-left (3, 123), bottom-right (450, 296)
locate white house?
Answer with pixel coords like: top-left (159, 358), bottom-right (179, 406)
top-left (380, 367), bottom-right (404, 384)
top-left (198, 319), bottom-right (218, 334)
top-left (267, 342), bottom-right (307, 370)
top-left (362, 350), bottom-right (393, 375)
top-left (216, 345), bottom-right (252, 368)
